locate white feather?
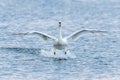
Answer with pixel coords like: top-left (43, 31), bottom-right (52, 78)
top-left (65, 30), bottom-right (107, 41)
top-left (13, 32), bottom-right (56, 41)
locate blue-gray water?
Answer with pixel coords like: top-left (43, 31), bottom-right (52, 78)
top-left (0, 0), bottom-right (120, 80)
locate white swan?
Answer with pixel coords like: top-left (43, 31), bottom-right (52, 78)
top-left (13, 22), bottom-right (107, 55)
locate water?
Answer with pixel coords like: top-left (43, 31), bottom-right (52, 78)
top-left (0, 0), bottom-right (120, 80)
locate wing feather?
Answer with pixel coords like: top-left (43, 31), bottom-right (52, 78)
top-left (65, 30), bottom-right (107, 41)
top-left (13, 32), bottom-right (56, 41)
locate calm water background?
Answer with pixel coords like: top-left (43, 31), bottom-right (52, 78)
top-left (0, 0), bottom-right (120, 80)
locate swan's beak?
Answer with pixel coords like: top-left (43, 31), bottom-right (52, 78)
top-left (59, 22), bottom-right (61, 27)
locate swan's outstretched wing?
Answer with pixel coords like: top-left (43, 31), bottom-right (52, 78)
top-left (65, 30), bottom-right (107, 41)
top-left (13, 32), bottom-right (56, 41)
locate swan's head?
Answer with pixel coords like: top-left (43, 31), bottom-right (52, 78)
top-left (59, 22), bottom-right (61, 27)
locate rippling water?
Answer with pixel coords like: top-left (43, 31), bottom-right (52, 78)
top-left (0, 0), bottom-right (120, 80)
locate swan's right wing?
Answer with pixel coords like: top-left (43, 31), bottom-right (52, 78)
top-left (13, 32), bottom-right (56, 41)
top-left (65, 30), bottom-right (107, 41)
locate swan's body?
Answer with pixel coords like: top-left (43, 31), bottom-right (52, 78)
top-left (14, 22), bottom-right (107, 55)
top-left (54, 38), bottom-right (67, 50)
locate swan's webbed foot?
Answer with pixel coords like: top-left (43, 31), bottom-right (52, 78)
top-left (54, 52), bottom-right (56, 55)
top-left (65, 52), bottom-right (67, 55)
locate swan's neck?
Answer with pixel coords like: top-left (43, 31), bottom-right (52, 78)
top-left (58, 26), bottom-right (62, 41)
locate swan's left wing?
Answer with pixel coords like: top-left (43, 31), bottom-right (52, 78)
top-left (65, 30), bottom-right (107, 41)
top-left (13, 32), bottom-right (56, 41)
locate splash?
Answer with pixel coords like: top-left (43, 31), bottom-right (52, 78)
top-left (41, 49), bottom-right (76, 59)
